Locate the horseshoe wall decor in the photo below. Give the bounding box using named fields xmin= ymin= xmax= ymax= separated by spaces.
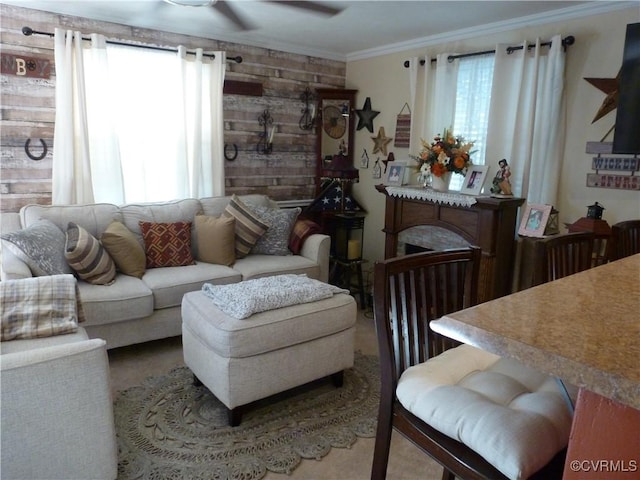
xmin=224 ymin=143 xmax=238 ymax=161
xmin=24 ymin=138 xmax=48 ymax=161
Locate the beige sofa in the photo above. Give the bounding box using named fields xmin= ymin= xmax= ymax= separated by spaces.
xmin=0 ymin=195 xmax=330 ymax=349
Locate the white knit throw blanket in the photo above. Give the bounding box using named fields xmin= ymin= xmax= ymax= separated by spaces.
xmin=202 ymin=274 xmax=349 ymax=319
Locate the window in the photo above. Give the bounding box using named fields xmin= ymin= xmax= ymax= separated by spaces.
xmin=82 ymin=42 xmax=222 ymax=203
xmin=449 ymin=54 xmax=494 ymax=190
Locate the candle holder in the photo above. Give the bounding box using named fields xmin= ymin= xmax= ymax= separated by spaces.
xmin=257 ymin=109 xmax=273 ymax=155
xmin=299 ymin=87 xmax=315 ymax=131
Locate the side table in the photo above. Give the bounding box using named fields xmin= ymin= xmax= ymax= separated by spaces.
xmin=330 ymin=258 xmax=368 ymax=308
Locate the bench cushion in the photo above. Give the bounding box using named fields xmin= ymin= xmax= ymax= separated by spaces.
xmin=182 ymin=290 xmax=356 ymax=358
xmin=396 ymin=344 xmax=575 ymax=480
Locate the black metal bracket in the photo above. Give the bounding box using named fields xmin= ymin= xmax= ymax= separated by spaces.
xmin=257 ymin=109 xmax=273 ymax=155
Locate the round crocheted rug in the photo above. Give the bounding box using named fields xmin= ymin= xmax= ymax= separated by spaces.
xmin=114 ymin=352 xmax=379 ymax=480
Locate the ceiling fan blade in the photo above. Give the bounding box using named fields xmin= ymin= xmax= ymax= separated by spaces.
xmin=266 ymin=1 xmax=343 ymax=16
xmin=213 ymin=1 xmax=254 ymax=30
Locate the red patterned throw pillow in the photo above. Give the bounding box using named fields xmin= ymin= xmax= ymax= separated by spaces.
xmin=139 ymin=221 xmax=195 ymax=268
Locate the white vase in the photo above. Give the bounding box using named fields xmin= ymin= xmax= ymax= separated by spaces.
xmin=430 ymin=172 xmax=450 ymax=191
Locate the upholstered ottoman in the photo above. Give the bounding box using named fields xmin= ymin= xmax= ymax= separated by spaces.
xmin=181 ymin=288 xmax=357 ymax=426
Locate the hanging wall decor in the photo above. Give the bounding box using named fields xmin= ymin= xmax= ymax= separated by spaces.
xmin=371 ymin=127 xmax=393 ymax=156
xmin=584 ymin=68 xmax=620 ymax=123
xmin=585 ymin=141 xmax=639 ymax=190
xmin=372 ymin=158 xmax=382 ymax=179
xmin=360 ymin=149 xmax=370 ymax=169
xmin=393 ymin=103 xmax=411 ymax=148
xmin=355 ymin=97 xmax=380 ymax=133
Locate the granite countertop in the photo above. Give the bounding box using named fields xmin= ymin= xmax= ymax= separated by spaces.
xmin=431 ymin=254 xmax=640 ymax=409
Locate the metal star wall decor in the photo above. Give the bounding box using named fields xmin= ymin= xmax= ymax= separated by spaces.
xmin=355 ymin=97 xmax=380 ymax=133
xmin=372 ymin=127 xmax=392 ymax=156
xmin=584 ymin=69 xmax=620 ymax=123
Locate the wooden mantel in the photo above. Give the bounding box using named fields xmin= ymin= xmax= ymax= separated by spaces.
xmin=376 ymin=185 xmax=525 ymax=301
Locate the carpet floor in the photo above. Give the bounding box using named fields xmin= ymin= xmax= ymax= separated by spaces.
xmin=108 ymin=307 xmax=443 ymax=480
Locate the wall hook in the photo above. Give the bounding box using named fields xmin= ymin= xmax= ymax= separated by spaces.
xmin=24 ymin=138 xmax=47 ymax=161
xmin=224 ymin=143 xmax=238 ymax=161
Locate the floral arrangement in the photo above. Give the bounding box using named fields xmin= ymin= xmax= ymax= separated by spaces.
xmin=410 ymin=128 xmax=475 ymax=177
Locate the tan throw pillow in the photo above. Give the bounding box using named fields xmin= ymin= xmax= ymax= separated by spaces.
xmin=139 ymin=221 xmax=196 ymax=268
xmin=222 ymin=195 xmax=270 ymax=259
xmin=65 ymin=222 xmax=116 ymax=285
xmin=194 ymin=215 xmax=236 ymax=266
xmin=100 ymin=221 xmax=146 ymax=278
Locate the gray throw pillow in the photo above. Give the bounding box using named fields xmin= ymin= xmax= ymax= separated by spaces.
xmin=1 ymin=219 xmax=72 ymax=276
xmin=251 ymin=206 xmax=301 ymax=256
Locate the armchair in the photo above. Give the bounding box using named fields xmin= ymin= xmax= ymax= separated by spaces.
xmin=1 ymin=275 xmax=117 ymax=480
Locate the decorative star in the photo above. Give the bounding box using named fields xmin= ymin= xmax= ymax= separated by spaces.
xmin=355 ymin=97 xmax=380 ymax=133
xmin=584 ymin=69 xmax=620 ymax=124
xmin=372 ymin=127 xmax=393 ymax=156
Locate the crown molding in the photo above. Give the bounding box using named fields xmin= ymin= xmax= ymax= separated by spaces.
xmin=345 ymin=1 xmax=638 ymax=62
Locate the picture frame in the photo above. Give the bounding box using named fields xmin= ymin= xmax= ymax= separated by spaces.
xmin=518 ymin=203 xmax=553 ymax=237
xmin=460 ymin=165 xmax=489 ymax=195
xmin=385 ymin=162 xmax=406 ymax=186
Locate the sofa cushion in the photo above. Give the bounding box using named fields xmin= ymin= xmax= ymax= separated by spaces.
xmin=233 ymin=254 xmax=321 ymax=281
xmin=77 ymin=274 xmax=153 ymax=326
xmin=119 ymin=198 xmax=201 ymax=253
xmin=396 ymin=345 xmax=575 ymax=480
xmin=223 ymin=195 xmax=269 ymax=259
xmin=289 ymin=218 xmax=322 ymax=255
xmin=20 ymin=203 xmax=121 ymax=238
xmin=194 ymin=215 xmax=236 ymax=266
xmin=251 ymin=206 xmax=301 ymax=256
xmin=1 ymin=219 xmax=72 ymax=276
xmin=142 ymin=262 xmax=242 ymax=309
xmin=65 ymin=222 xmax=116 ymax=285
xmin=0 ymin=274 xmax=81 ymax=341
xmin=199 ymin=194 xmax=275 ymax=217
xmin=182 ymin=290 xmax=356 ymax=358
xmin=140 ymin=221 xmax=196 ymax=268
xmin=100 ymin=221 xmax=146 ymax=278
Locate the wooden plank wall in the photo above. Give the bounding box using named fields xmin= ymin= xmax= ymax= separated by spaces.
xmin=0 ymin=4 xmax=346 ymax=213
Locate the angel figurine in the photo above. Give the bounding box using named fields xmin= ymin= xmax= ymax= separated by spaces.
xmin=490 ymin=159 xmax=512 ymax=195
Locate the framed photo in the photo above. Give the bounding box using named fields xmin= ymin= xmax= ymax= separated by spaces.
xmin=385 ymin=162 xmax=406 ymax=186
xmin=518 ymin=204 xmax=553 ymax=237
xmin=460 ymin=165 xmax=489 ymax=195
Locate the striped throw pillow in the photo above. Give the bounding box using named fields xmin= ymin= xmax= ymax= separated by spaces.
xmin=65 ymin=222 xmax=116 ymax=285
xmin=223 ymin=195 xmax=270 ymax=258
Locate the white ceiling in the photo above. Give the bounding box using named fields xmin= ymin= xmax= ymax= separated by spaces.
xmin=4 ymin=0 xmax=635 ymax=60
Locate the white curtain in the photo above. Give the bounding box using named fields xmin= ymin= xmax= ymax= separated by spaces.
xmin=54 ymin=33 xmax=226 ymax=204
xmin=429 ymin=53 xmax=460 ymax=139
xmin=176 ymin=47 xmax=226 ymax=198
xmin=486 ymin=36 xmax=566 ymax=205
xmin=83 ymin=34 xmax=124 ymax=204
xmin=52 ymin=28 xmax=94 ymax=204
